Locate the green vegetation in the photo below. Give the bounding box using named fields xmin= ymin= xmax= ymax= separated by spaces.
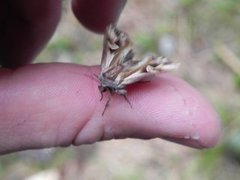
xmin=234 ymin=74 xmax=240 ymax=89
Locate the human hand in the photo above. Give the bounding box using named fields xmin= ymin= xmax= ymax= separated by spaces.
xmin=0 ymin=0 xmax=221 ymax=154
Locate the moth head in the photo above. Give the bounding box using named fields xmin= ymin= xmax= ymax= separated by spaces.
xmin=98 ymin=75 xmax=107 ymax=92
xmin=98 ymin=84 xmax=107 ymax=92
xmin=98 ymin=74 xmax=110 ymax=93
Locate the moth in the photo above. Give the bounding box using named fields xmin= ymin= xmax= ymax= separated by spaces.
xmin=98 ymin=25 xmax=179 ymax=115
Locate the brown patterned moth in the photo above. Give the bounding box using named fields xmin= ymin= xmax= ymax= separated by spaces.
xmin=98 ymin=25 xmax=179 ymax=115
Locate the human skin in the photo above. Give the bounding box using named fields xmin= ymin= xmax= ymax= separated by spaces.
xmin=0 ymin=0 xmax=221 ymax=154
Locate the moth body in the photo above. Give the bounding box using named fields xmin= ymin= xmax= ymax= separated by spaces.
xmin=99 ymin=25 xmax=179 ymax=115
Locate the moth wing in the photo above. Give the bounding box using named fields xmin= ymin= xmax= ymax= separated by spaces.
xmin=100 ymin=26 xmax=113 ymax=70
xmin=114 ymin=56 xmax=151 ymax=85
xmin=100 ymin=25 xmax=135 ymax=78
xmin=146 ymin=57 xmax=180 ymax=72
xmin=116 ymin=56 xmax=179 ymax=86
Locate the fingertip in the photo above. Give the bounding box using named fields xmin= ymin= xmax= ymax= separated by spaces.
xmin=88 ymin=73 xmax=222 ymax=149
xmin=157 ymin=74 xmax=222 ymax=148
xmin=0 ymin=0 xmax=61 ymax=69
xmin=72 ymin=0 xmax=127 ymax=33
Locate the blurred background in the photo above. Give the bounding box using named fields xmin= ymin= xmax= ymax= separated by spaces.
xmin=1 ymin=0 xmax=240 ymax=179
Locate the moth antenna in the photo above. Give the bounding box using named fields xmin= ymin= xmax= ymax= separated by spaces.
xmin=93 ymin=73 xmax=98 ymax=79
xmin=137 ymin=80 xmax=151 ymax=84
xmin=122 ymin=94 xmax=132 ymax=108
xmin=102 ymin=96 xmax=112 ymax=116
xmin=93 ymin=73 xmax=99 ymax=82
xmin=82 ymin=73 xmax=99 ymax=82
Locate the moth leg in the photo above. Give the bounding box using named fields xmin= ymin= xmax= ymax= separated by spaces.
xmin=102 ymin=96 xmax=112 ymax=116
xmin=138 ymin=80 xmax=151 ymax=84
xmin=98 ymin=86 xmax=106 ymax=101
xmin=100 ymin=91 xmax=104 ymax=101
xmin=123 ymin=94 xmax=132 ymax=108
